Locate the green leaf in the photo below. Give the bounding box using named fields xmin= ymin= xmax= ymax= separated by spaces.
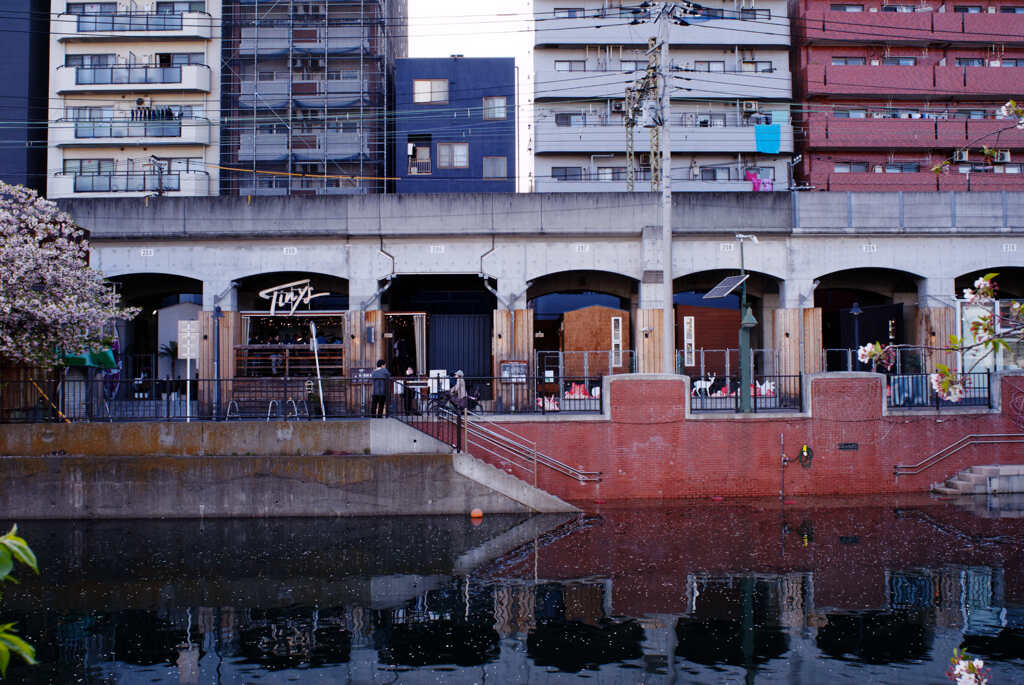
xmin=0 ymin=630 xmax=37 ymax=667
xmin=0 ymin=643 xmax=9 ymax=677
xmin=0 ymin=532 xmax=38 ymax=575
xmin=983 ymin=272 xmax=999 ymax=281
xmin=0 ymin=548 xmax=12 ymax=581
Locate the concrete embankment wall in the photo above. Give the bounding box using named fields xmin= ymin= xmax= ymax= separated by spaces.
xmin=476 ymin=372 xmax=1024 ymax=502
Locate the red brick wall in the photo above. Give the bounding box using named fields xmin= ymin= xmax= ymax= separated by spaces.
xmin=471 ymin=374 xmax=1022 ymax=502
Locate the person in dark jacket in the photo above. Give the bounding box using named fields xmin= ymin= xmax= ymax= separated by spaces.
xmin=370 ymin=359 xmax=390 ymax=418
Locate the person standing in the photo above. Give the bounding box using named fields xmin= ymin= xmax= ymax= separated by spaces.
xmin=370 ymin=359 xmax=391 ymax=418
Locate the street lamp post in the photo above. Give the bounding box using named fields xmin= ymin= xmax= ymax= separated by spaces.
xmin=736 ymin=234 xmax=758 ymax=413
xmin=850 ymin=301 xmax=862 ymax=370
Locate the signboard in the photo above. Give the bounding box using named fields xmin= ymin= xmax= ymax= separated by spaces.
xmin=350 ymin=367 xmax=373 ymax=384
xmin=683 ymin=316 xmax=695 ymax=367
xmin=258 ymin=279 xmax=329 ymax=316
xmin=500 ymin=360 xmax=528 ymax=384
xmin=177 ymin=320 xmax=200 ymax=360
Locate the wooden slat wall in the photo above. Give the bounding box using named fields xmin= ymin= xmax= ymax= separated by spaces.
xmin=916 ymin=305 xmax=957 ymax=369
xmin=804 ymin=308 xmax=823 ymax=374
xmin=513 ymin=309 xmax=534 ymax=369
xmin=635 ymin=308 xmax=664 ymax=374
xmin=198 ymin=310 xmax=240 ymax=380
xmin=773 ymin=308 xmax=801 ymax=375
xmin=492 ymin=310 xmax=512 ymax=377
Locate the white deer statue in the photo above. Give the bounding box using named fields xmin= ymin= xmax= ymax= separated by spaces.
xmin=692 ymin=372 xmax=716 ymax=398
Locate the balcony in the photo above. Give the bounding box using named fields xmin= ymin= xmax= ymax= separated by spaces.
xmin=238 ymin=26 xmax=370 ymax=54
xmin=807 ymin=63 xmax=1024 ymax=98
xmin=535 ymin=67 xmax=792 ymax=101
xmin=535 ymin=169 xmax=780 ymax=193
xmin=534 ymin=116 xmax=793 ymax=154
xmin=802 ymin=7 xmax=1024 ymax=44
xmin=51 ymin=118 xmax=212 ymax=147
xmin=54 ymin=64 xmax=211 ymax=94
xmin=237 ymin=132 xmax=368 ymax=162
xmin=55 ymin=12 xmax=213 ymax=42
xmin=807 ymin=113 xmax=1024 ymax=150
xmin=534 ymin=8 xmax=789 ymax=47
xmin=49 ymin=171 xmax=212 ymax=198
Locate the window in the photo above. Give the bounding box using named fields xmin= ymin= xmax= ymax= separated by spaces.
xmin=413 ymin=79 xmax=448 ymax=104
xmin=66 ymin=54 xmax=115 ymax=67
xmin=67 ymin=106 xmax=113 ymax=120
xmin=742 ymin=61 xmax=773 ymax=72
xmin=1001 ymin=59 xmax=1024 ymax=67
xmin=832 ymin=56 xmax=866 ymax=65
xmin=554 ymin=7 xmax=585 ymax=17
xmin=620 ymin=60 xmax=646 ymax=72
xmin=882 ymin=56 xmax=917 ymax=66
xmin=555 ymin=112 xmax=585 ymax=126
xmin=746 ymin=166 xmax=776 ymax=180
xmin=598 ymin=166 xmax=627 ymax=181
xmin=953 ymin=109 xmax=986 ymax=119
xmin=156 ymin=52 xmax=205 ymax=66
xmin=611 ymin=317 xmax=622 ymax=368
xmin=833 ymin=108 xmax=867 ymax=118
xmin=64 ymin=158 xmax=114 ymax=174
xmin=66 ymin=2 xmax=116 ymax=13
xmin=437 ymin=142 xmax=468 ymax=169
xmin=155 ymin=1 xmax=205 ymax=11
xmin=885 ymin=162 xmax=920 ymax=173
xmin=740 ymin=8 xmax=771 ymax=19
xmin=1000 ymin=163 xmax=1022 ymax=172
xmin=834 ymin=162 xmax=869 ymax=173
xmin=700 ymin=166 xmax=733 ymax=181
xmin=258 ymin=71 xmax=275 ymax=81
xmin=881 ymin=4 xmax=916 ymax=11
xmin=554 ymin=60 xmax=586 ymax=72
xmin=1000 ymin=5 xmax=1024 ymax=11
xmin=953 ymin=5 xmax=982 ymax=11
xmin=408 ymin=135 xmax=431 ymax=174
xmin=957 ymin=57 xmax=985 ymax=66
xmin=552 ymin=166 xmax=583 ymax=181
xmin=700 ymin=7 xmax=725 ymax=17
xmin=482 ymin=96 xmax=507 ymax=120
xmin=483 ymin=156 xmax=507 ymax=179
xmin=830 ymin=3 xmax=864 ymax=9
xmin=694 ymin=60 xmax=726 ymax=72
xmin=697 ymin=113 xmax=727 ymax=127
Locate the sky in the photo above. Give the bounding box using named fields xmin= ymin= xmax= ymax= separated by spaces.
xmin=407 ymin=0 xmax=532 ymax=59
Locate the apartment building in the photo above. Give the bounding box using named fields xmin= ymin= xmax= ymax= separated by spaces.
xmin=532 ymin=0 xmax=794 ymax=192
xmin=794 ymin=0 xmax=1024 ymax=191
xmin=220 ymin=0 xmax=407 ymax=196
xmin=47 ymin=0 xmax=221 ymax=198
xmin=394 ymin=57 xmax=516 ymax=193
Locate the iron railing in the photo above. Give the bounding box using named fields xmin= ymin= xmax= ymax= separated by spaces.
xmin=887 ymin=371 xmax=991 ymax=409
xmin=894 ymin=433 xmax=1024 ymax=478
xmin=689 ymin=374 xmax=803 ymax=413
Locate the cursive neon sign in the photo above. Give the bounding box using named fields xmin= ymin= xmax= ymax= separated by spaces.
xmin=258 ymin=279 xmax=329 ymax=316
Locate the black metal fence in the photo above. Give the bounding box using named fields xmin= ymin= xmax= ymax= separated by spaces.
xmin=0 ymin=375 xmax=605 ymax=423
xmin=689 ymin=374 xmax=803 ymax=413
xmin=886 ymin=371 xmax=991 ymax=409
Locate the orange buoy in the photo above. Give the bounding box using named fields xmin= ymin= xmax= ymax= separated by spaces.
xmin=470 ymin=508 xmax=484 ymax=519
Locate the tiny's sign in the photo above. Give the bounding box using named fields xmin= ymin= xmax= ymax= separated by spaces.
xmin=258 ymin=279 xmax=329 ymax=316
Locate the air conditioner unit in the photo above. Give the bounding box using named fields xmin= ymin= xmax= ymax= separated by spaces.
xmin=638 ymin=152 xmax=651 ymax=165
xmin=135 ymin=97 xmax=152 ymax=108
xmin=742 ymin=100 xmax=759 ymax=112
xmin=870 ymin=59 xmax=880 ymax=65
xmin=996 ymin=150 xmax=1011 ymax=162
xmin=611 ymin=101 xmax=624 ymax=113
xmin=953 ymin=149 xmax=968 ymax=162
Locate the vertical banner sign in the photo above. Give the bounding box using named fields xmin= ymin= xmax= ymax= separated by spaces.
xmin=683 ymin=316 xmax=696 ymax=367
xmin=177 ymin=320 xmax=200 ymax=422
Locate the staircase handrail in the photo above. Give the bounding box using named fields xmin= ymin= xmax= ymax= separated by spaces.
xmin=465 ymin=411 xmax=602 ymax=484
xmin=893 ymin=432 xmax=1024 ymax=477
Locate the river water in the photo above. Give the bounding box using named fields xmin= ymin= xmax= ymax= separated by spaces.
xmin=3 ymin=495 xmax=1023 ymax=684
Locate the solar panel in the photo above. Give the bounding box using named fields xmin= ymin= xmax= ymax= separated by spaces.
xmin=703 ymin=274 xmax=749 ymax=299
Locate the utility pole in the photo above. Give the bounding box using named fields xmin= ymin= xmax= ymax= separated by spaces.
xmin=657 ymin=7 xmax=673 ymax=375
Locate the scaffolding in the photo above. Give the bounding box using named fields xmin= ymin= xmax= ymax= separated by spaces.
xmin=220 ymin=0 xmax=406 ymax=196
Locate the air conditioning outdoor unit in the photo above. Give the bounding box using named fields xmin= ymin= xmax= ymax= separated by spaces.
xmin=953 ymin=149 xmax=969 ymax=162
xmin=638 ymin=152 xmax=651 ymax=165
xmin=611 ymin=101 xmax=624 ymax=112
xmin=996 ymin=150 xmax=1011 ymax=162
xmin=742 ymin=100 xmax=759 ymax=112
xmin=135 ymin=97 xmax=152 ymax=108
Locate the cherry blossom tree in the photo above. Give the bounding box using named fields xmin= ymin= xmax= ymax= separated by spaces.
xmin=0 ymin=181 xmax=136 ymax=368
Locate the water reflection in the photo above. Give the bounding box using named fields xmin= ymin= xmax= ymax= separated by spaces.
xmin=2 ymin=498 xmax=1023 ymax=683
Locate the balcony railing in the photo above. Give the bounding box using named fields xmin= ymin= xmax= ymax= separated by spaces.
xmin=73 ymin=171 xmax=182 ymax=193
xmin=75 ymin=65 xmax=183 ymax=85
xmin=74 ymin=120 xmax=182 ymax=138
xmin=75 ymin=13 xmax=184 ymax=32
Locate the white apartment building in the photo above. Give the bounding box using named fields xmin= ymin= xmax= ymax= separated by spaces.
xmin=47 ymin=0 xmax=221 ymax=198
xmin=532 ymin=0 xmax=794 ymax=192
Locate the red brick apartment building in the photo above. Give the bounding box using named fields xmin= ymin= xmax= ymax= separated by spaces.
xmin=793 ymin=0 xmax=1024 ymax=191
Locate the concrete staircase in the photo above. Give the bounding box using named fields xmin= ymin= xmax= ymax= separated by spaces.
xmin=932 ymin=464 xmax=1024 ymax=496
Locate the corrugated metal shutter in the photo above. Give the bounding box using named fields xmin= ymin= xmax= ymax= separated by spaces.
xmin=428 ymin=314 xmax=492 ymax=377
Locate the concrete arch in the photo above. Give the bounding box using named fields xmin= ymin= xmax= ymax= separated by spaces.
xmin=526 ymin=269 xmax=640 ymax=302
xmin=811 ymin=267 xmax=923 ymax=300
xmin=673 ymin=269 xmax=782 ymax=300
xmin=101 ymin=265 xmax=204 ymax=282
xmin=232 ymin=271 xmax=349 ymax=312
xmin=954 ymin=266 xmax=1024 ymax=299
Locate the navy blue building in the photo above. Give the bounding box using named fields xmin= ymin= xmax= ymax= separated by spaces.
xmin=0 ymin=0 xmax=49 ymax=193
xmin=395 ymin=57 xmax=515 ymax=193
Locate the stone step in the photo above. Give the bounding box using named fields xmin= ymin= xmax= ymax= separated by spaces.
xmin=969 ymin=465 xmax=1002 ymax=478
xmin=955 ymin=472 xmax=989 ymax=486
xmin=932 ymin=485 xmax=964 ymax=496
xmin=947 ymin=478 xmax=986 ymax=494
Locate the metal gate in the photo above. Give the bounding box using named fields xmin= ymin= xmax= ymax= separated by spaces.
xmin=427 ymin=314 xmax=492 ymax=377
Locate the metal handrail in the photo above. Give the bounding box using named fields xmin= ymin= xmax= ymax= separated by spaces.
xmin=893 ymin=433 xmax=1024 ymax=477
xmin=465 ymin=410 xmax=602 ymax=484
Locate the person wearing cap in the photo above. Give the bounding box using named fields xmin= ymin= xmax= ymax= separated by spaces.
xmin=451 ymin=370 xmax=477 ymax=411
